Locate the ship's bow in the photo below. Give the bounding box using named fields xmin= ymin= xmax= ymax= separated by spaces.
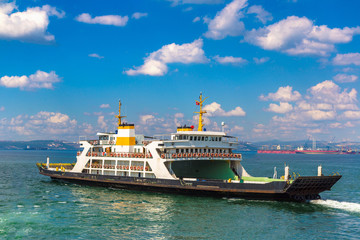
xmin=284 ymin=175 xmax=342 ymax=201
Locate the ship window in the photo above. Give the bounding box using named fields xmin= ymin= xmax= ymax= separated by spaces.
xmin=190 ymin=136 xmax=193 ymax=141
xmin=194 ymin=136 xmax=197 ymax=141
xmin=195 ymin=149 xmax=198 ymax=153
xmin=176 ymin=149 xmax=179 ymax=153
xmin=190 ymin=149 xmax=193 ymax=153
xmin=201 ymin=137 xmax=204 ymax=141
xmin=219 ymin=137 xmax=222 ymax=141
xmin=181 ymin=149 xmax=184 ymax=153
xmin=179 ymin=135 xmax=182 ymax=140
xmin=205 ymin=137 xmax=208 ymax=141
xmin=186 ymin=149 xmax=188 ymax=153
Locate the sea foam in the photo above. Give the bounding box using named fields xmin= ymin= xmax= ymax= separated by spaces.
xmin=311 ymin=199 xmax=360 ymax=213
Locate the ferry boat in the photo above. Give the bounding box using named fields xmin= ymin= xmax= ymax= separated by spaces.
xmin=37 ymin=94 xmax=341 ymax=202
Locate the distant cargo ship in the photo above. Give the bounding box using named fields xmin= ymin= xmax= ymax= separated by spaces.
xmin=258 ymin=149 xmax=357 ymax=155
xmin=295 ymin=150 xmax=339 ymax=154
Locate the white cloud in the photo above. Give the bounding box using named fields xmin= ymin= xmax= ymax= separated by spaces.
xmin=247 ymin=5 xmax=272 ymax=24
xmin=309 ymin=25 xmax=360 ymax=43
xmin=341 ymin=111 xmax=360 ymax=120
xmin=305 ymin=110 xmax=336 ymax=120
xmin=213 ymin=55 xmax=247 ymax=64
xmin=203 ymin=102 xmax=246 ymax=116
xmin=342 ymin=67 xmax=354 ymax=73
xmin=267 ymin=102 xmax=293 ymax=113
xmin=344 ymin=121 xmax=355 ymax=127
xmin=333 ymin=53 xmax=360 ymax=66
xmin=132 ymin=12 xmax=148 ymax=19
xmin=309 ymin=80 xmax=357 ymax=105
xmin=9 ymin=112 xmax=75 ymax=135
xmin=246 ymin=16 xmax=313 ymax=50
xmin=139 ymin=114 xmax=155 ymax=124
xmin=260 ymin=86 xmax=301 ymax=102
xmin=125 ymin=39 xmax=208 ymax=76
xmin=169 ymin=0 xmax=224 ymax=5
xmin=204 ymin=0 xmax=247 ymax=40
xmin=231 ymin=125 xmax=244 ymax=133
xmin=260 ymin=80 xmax=360 ymax=141
xmin=97 ymin=116 xmax=107 ymax=129
xmin=76 ymin=13 xmax=128 ymax=26
xmin=285 ymin=39 xmax=334 ymax=56
xmin=306 ymin=128 xmax=322 ymax=134
xmin=174 ymin=113 xmax=184 ymax=118
xmin=100 ymin=104 xmax=110 ymax=109
xmin=193 ymin=16 xmax=201 ymax=22
xmin=89 ymin=53 xmax=104 ymax=59
xmin=183 ymin=7 xmax=193 ymax=12
xmin=253 ymin=57 xmax=269 ymax=64
xmin=0 ymin=70 xmax=61 ymax=90
xmin=333 ymin=73 xmax=358 ymax=83
xmin=245 ymin=16 xmax=360 ymax=56
xmin=174 ymin=112 xmax=185 ymax=126
xmin=329 ymin=122 xmax=342 ymax=129
xmin=0 ymin=2 xmax=64 ymax=43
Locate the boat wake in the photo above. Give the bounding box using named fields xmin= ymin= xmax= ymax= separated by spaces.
xmin=310 ymin=199 xmax=360 ymax=214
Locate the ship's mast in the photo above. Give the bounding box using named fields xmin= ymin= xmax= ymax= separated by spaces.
xmin=194 ymin=92 xmax=208 ymax=131
xmin=115 ymin=100 xmax=126 ymax=127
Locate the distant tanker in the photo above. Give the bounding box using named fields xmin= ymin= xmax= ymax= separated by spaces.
xmin=257 ymin=149 xmax=357 ymax=154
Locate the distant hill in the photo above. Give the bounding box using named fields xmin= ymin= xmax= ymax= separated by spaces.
xmin=248 ymin=139 xmax=360 ymax=151
xmin=236 ymin=141 xmax=258 ymax=152
xmin=0 ymin=140 xmax=79 ymax=150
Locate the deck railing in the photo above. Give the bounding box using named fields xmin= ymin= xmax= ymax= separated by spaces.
xmin=160 ymin=153 xmax=242 ymax=159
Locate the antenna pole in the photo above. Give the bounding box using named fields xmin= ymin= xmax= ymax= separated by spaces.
xmin=115 ymin=100 xmax=126 ymax=127
xmin=194 ymin=92 xmax=208 ymax=131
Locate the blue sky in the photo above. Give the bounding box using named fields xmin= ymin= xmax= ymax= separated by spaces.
xmin=1 ymin=0 xmax=360 ymax=142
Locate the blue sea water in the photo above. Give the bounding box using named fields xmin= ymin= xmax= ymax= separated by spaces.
xmin=0 ymin=150 xmax=360 ymax=239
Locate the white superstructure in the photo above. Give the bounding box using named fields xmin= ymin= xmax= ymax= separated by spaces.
xmin=68 ymin=95 xmax=250 ymax=181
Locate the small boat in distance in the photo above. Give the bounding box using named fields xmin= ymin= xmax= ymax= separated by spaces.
xmin=37 ymin=94 xmax=341 ymax=202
